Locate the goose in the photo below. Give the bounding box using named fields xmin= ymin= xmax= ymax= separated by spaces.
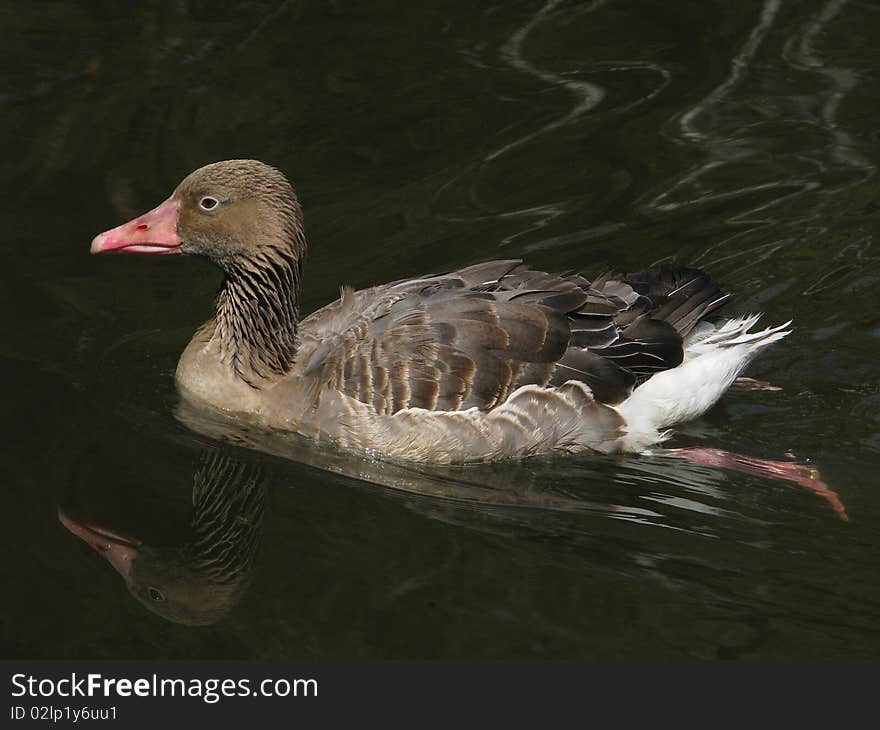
xmin=90 ymin=159 xmax=792 ymax=465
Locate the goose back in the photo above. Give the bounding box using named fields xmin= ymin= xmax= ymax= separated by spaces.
xmin=294 ymin=260 xmax=729 ymax=413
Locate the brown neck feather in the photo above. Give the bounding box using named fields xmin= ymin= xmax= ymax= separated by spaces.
xmin=214 ymin=234 xmax=304 ymax=387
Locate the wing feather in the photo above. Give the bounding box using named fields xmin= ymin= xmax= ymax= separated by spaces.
xmin=295 ymin=260 xmax=730 ymax=412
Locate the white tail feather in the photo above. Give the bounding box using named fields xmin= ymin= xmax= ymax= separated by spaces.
xmin=616 ymin=315 xmax=792 ymax=451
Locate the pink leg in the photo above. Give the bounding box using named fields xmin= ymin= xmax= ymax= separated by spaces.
xmin=731 ymin=377 xmax=782 ymax=392
xmin=666 ymin=447 xmax=847 ymax=521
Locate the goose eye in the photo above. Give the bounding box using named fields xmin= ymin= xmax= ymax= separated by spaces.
xmin=148 ymin=587 xmax=166 ymax=602
xmin=199 ymin=196 xmax=219 ymax=211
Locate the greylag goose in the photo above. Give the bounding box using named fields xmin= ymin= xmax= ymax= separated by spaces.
xmin=90 ymin=160 xmax=791 ymax=464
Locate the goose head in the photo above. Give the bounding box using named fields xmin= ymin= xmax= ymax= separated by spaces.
xmin=90 ymin=160 xmax=306 ymax=381
xmin=90 ymin=159 xmax=305 ymax=271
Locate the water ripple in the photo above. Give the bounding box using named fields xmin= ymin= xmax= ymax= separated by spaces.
xmin=487 ymin=0 xmax=608 ymax=161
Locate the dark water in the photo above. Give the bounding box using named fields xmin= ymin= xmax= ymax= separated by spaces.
xmin=2 ymin=0 xmax=879 ymax=658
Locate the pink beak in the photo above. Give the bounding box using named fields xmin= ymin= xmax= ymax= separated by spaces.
xmin=58 ymin=508 xmax=141 ymax=581
xmin=90 ymin=197 xmax=182 ymax=255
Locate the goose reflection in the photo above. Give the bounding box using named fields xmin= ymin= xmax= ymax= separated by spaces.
xmin=175 ymin=397 xmax=845 ymax=528
xmin=59 ymin=451 xmax=265 ymax=626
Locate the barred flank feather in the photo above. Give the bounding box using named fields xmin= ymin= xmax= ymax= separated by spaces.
xmin=295 ymin=260 xmax=730 ymax=411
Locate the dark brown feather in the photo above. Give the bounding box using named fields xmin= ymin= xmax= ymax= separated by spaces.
xmin=296 ymin=260 xmax=730 ymax=412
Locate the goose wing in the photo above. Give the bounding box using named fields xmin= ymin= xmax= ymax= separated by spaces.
xmin=295 ymin=260 xmax=728 ymax=413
